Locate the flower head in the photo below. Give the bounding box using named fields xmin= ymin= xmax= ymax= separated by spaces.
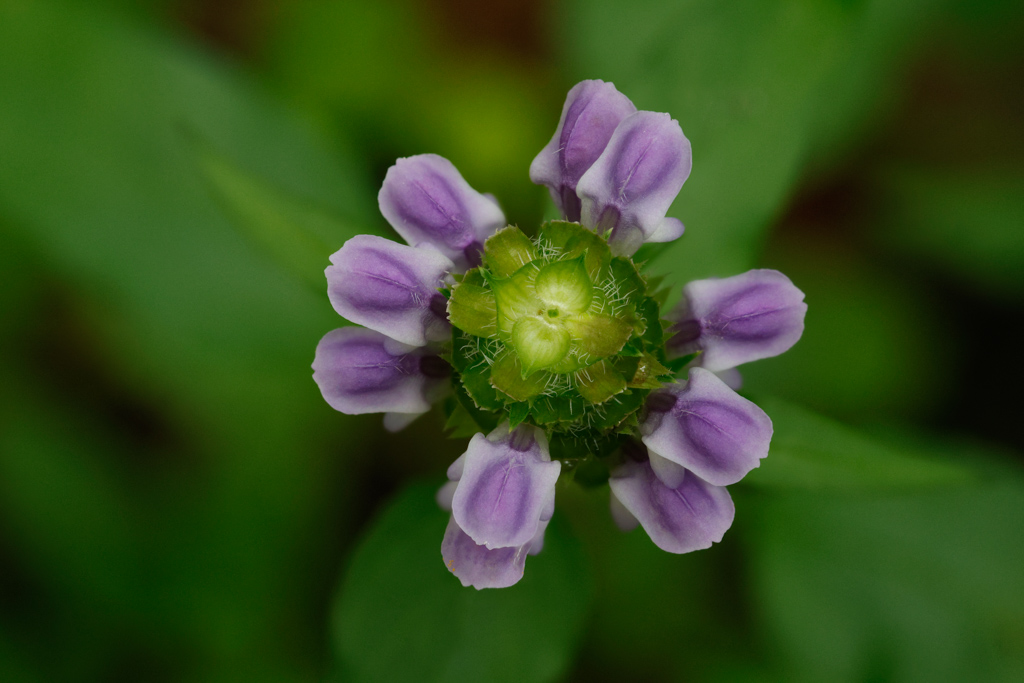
xmin=313 ymin=80 xmax=807 ymax=589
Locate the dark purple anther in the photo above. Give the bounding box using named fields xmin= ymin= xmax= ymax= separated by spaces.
xmin=463 ymin=241 xmax=485 ymax=269
xmin=645 ymin=390 xmax=677 ymax=413
xmin=419 ymin=355 xmax=452 ymax=379
xmin=619 ymin=438 xmax=650 ymax=463
xmin=429 ymin=292 xmax=449 ymax=320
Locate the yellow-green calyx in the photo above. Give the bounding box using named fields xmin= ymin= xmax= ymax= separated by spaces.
xmin=445 ymin=221 xmax=677 ymax=440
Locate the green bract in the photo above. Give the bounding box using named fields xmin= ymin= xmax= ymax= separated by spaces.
xmin=445 ymin=222 xmax=677 ymax=448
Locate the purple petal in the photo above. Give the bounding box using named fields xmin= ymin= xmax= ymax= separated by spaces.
xmin=378 ymin=154 xmax=505 ymax=271
xmin=641 ymin=368 xmax=772 ymax=487
xmin=447 ymin=453 xmax=466 ymax=481
xmin=451 ymin=425 xmax=561 ymax=549
xmin=648 ymin=450 xmax=687 ymax=489
xmin=312 ymin=327 xmax=440 ymax=416
xmin=441 ymin=516 xmax=528 ymax=589
xmin=677 ymin=357 xmax=744 ymax=390
xmin=326 ymin=235 xmax=453 ymax=347
xmin=609 ymin=491 xmax=640 ymax=532
xmin=576 ymin=111 xmax=692 ymax=255
xmin=528 ymin=519 xmax=549 ymax=556
xmin=647 ymin=217 xmax=685 ymax=243
xmin=715 ymin=368 xmax=743 ymax=390
xmin=609 ymin=459 xmax=735 ymax=554
xmin=383 ymin=412 xmax=423 ymax=432
xmin=436 ymin=481 xmax=458 ymax=512
xmin=529 ymin=80 xmax=636 ymax=221
xmin=667 ymin=269 xmax=807 ymax=372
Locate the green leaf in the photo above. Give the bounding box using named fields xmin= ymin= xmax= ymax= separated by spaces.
xmin=549 ymin=432 xmax=623 ymax=463
xmin=484 ymin=226 xmax=537 ymax=278
xmin=333 ymin=484 xmax=593 ymax=683
xmin=490 ymin=262 xmax=542 ymax=341
xmin=508 ymin=401 xmax=530 ymax=429
xmin=563 ymin=314 xmax=633 ymax=359
xmin=451 ymin=332 xmax=504 ymax=412
xmin=587 ymin=389 xmax=648 ymax=431
xmin=617 ymin=337 xmax=644 ymax=357
xmin=490 ymin=351 xmax=549 ymax=402
xmin=534 ymin=256 xmax=593 ymax=314
xmin=637 ymin=297 xmax=663 ymax=348
xmin=547 ymin=347 xmax=594 ymax=375
xmin=451 ymin=380 xmax=500 ymax=434
xmin=664 ymin=352 xmax=699 ymax=374
xmin=527 ymin=394 xmax=588 ymax=426
xmin=626 ymin=353 xmax=669 ymax=389
xmin=194 ymin=139 xmax=356 ymax=290
xmin=512 ymin=317 xmax=571 ymax=375
xmin=448 ymin=282 xmax=498 ymax=338
xmin=575 ymin=360 xmax=627 ymax=404
xmin=876 ymin=166 xmax=1024 ymax=298
xmin=744 ymin=466 xmax=1024 ymax=682
xmin=539 ymin=220 xmax=611 ymax=280
xmin=608 ymin=257 xmax=645 ymax=308
xmin=743 ymin=396 xmax=977 ymax=490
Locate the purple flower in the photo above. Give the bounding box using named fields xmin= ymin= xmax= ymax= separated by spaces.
xmin=609 ymin=456 xmax=735 ymax=555
xmin=379 ymin=154 xmax=505 ymax=271
xmin=327 ymin=235 xmax=454 ymax=347
xmin=438 ymin=423 xmax=557 ymax=589
xmin=531 ymin=83 xmax=691 ymax=256
xmin=530 ymin=80 xmax=637 ymax=222
xmin=311 ymin=80 xmax=807 ymax=587
xmin=313 ymin=153 xmax=502 ymax=430
xmin=312 ymin=327 xmax=449 ymax=428
xmin=666 ymin=269 xmax=807 ymax=374
xmin=452 ymin=424 xmax=559 ymax=549
xmin=577 ymin=111 xmax=691 ymax=255
xmin=436 ymin=421 xmax=557 ymax=589
xmin=611 ymin=270 xmax=806 ymax=552
xmin=610 ymin=367 xmax=771 ymax=553
xmin=641 ymin=368 xmax=772 ymax=486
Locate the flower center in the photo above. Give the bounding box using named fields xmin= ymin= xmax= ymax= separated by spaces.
xmin=445 ymin=221 xmax=674 ymax=435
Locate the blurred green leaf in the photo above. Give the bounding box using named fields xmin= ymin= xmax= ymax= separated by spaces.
xmin=333 ymin=483 xmax=593 ymax=683
xmin=563 ymin=0 xmax=946 ymax=286
xmin=0 ymin=1 xmax=374 ymax=678
xmin=194 ymin=138 xmax=365 ymax=289
xmin=0 ymin=0 xmax=373 ymax=420
xmin=745 ymin=467 xmax=1024 ymax=682
xmin=0 ymin=401 xmax=138 ymax=609
xmin=743 ymin=396 xmax=976 ymax=490
xmin=557 ymin=485 xmax=760 ymax=682
xmin=876 ymin=166 xmax=1024 ymax=298
xmin=268 ymin=0 xmax=551 ymax=228
xmin=741 ymin=242 xmax=949 ymax=421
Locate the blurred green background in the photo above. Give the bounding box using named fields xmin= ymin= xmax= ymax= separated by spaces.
xmin=1 ymin=0 xmax=1022 ymax=681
